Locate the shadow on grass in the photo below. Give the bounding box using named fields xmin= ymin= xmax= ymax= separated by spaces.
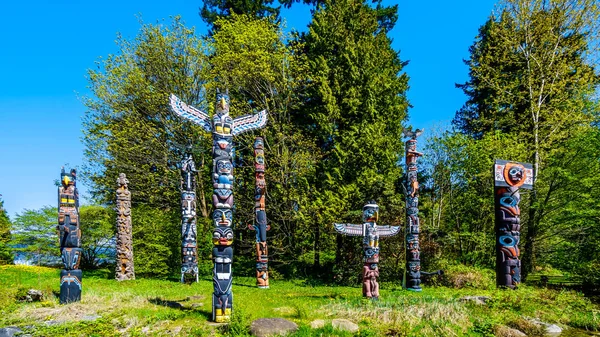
xmin=148 ymin=297 xmax=212 ymax=320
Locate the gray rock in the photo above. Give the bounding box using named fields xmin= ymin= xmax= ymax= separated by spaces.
xmin=27 ymin=289 xmax=43 ymax=302
xmin=459 ymin=296 xmax=491 ymax=305
xmin=310 ymin=319 xmax=326 ymax=329
xmin=82 ymin=315 xmax=101 ymax=321
xmin=332 ymin=319 xmax=359 ymax=333
xmin=191 ymin=303 xmax=203 ymax=308
xmin=250 ymin=318 xmax=298 ymax=337
xmin=0 ymin=327 xmax=22 ymax=337
xmin=526 ymin=318 xmax=562 ymax=336
xmin=494 ymin=325 xmax=527 ymax=337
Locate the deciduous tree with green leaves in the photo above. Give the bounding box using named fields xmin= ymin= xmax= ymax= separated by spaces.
xmin=454 ymin=0 xmax=600 ymax=279
xmin=11 ymin=206 xmax=58 ymax=266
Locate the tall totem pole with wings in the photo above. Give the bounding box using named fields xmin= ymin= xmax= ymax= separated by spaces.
xmin=334 ymin=201 xmax=400 ymax=299
xmin=169 ymin=90 xmax=267 ymax=323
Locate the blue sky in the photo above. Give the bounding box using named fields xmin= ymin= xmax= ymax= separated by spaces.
xmin=0 ymin=0 xmax=496 ymax=218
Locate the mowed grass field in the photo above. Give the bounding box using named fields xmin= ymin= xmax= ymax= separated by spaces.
xmin=0 ymin=265 xmax=599 ymax=336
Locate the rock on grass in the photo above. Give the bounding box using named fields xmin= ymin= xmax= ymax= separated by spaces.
xmin=250 ymin=318 xmax=298 ymax=337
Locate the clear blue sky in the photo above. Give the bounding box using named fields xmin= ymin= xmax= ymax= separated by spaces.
xmin=0 ymin=0 xmax=496 ymax=218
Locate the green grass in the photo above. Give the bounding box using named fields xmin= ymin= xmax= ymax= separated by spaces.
xmin=1 ymin=265 xmax=599 ymax=336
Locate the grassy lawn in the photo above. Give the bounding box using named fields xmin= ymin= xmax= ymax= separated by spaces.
xmin=0 ymin=265 xmax=599 ymax=336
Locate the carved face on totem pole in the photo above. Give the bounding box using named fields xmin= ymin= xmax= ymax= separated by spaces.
xmin=61 ymin=168 xmax=76 ymax=189
xmin=213 ymin=91 xmax=233 ymax=136
xmin=213 ymin=209 xmax=233 ymax=228
xmin=362 ymin=202 xmax=379 ymax=222
xmin=213 ymin=227 xmax=234 ymax=246
xmin=215 ymin=90 xmax=230 ymax=116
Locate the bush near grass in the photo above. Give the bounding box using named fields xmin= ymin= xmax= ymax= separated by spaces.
xmin=439 ymin=263 xmax=495 ymax=289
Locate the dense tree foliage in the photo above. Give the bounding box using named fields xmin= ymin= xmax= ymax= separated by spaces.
xmin=448 ymin=0 xmax=600 ymax=281
xmin=11 ymin=206 xmax=59 ymax=266
xmin=74 ymin=0 xmax=600 ymax=291
xmin=200 ymin=0 xmax=280 ymax=29
xmin=79 ymin=205 xmax=115 ymax=269
xmin=0 ymin=198 xmax=13 ymax=265
xmin=294 ymin=0 xmax=409 ymax=281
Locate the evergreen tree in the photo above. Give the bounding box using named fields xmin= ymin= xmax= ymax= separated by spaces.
xmin=0 ymin=197 xmax=13 ymax=265
xmin=295 ymin=0 xmax=409 ymax=280
xmin=200 ymin=0 xmax=280 ymax=29
xmin=11 ymin=206 xmax=58 ymax=266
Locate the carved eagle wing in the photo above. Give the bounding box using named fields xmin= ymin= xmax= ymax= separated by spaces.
xmin=169 ymin=94 xmax=212 ymax=132
xmin=232 ymin=110 xmax=268 ymax=136
xmin=377 ymin=225 xmax=401 ymax=237
xmin=333 ymin=223 xmax=364 ymax=236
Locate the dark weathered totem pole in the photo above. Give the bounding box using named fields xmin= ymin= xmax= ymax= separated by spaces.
xmin=334 ymin=202 xmax=400 ymax=299
xmin=57 ymin=167 xmax=82 ymax=303
xmin=115 ymin=173 xmax=135 ymax=281
xmin=251 ymin=137 xmax=269 ymax=288
xmin=493 ymin=160 xmax=533 ymax=289
xmin=403 ymin=127 xmax=424 ymax=292
xmin=169 ymin=90 xmax=267 ymax=323
xmin=180 ymin=149 xmax=199 ymax=283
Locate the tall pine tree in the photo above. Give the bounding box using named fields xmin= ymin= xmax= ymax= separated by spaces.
xmin=295 ymin=0 xmax=409 ymax=280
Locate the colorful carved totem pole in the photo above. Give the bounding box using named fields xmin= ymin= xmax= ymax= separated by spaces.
xmin=115 ymin=173 xmax=135 ymax=281
xmin=334 ymin=202 xmax=400 ymax=299
xmin=180 ymin=149 xmax=199 ymax=283
xmin=57 ymin=167 xmax=82 ymax=303
xmin=493 ymin=160 xmax=533 ymax=289
xmin=403 ymin=127 xmax=423 ymax=292
xmin=169 ymin=90 xmax=267 ymax=323
xmin=250 ymin=137 xmax=269 ymax=288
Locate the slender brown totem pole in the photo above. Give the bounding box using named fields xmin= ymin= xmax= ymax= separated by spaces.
xmin=493 ymin=160 xmax=533 ymax=289
xmin=115 ymin=173 xmax=135 ymax=281
xmin=57 ymin=167 xmax=82 ymax=303
xmin=180 ymin=149 xmax=199 ymax=283
xmin=250 ymin=137 xmax=269 ymax=288
xmin=334 ymin=202 xmax=400 ymax=299
xmin=403 ymin=127 xmax=424 ymax=292
xmin=169 ymin=90 xmax=267 ymax=323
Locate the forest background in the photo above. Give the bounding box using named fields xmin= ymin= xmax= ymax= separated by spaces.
xmin=1 ymin=0 xmax=599 ymax=291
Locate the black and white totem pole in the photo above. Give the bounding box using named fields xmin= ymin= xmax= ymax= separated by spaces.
xmin=180 ymin=148 xmax=199 ymax=283
xmin=493 ymin=160 xmax=533 ymax=289
xmin=169 ymin=90 xmax=267 ymax=323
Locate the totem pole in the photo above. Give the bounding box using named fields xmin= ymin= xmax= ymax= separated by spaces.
xmin=334 ymin=201 xmax=400 ymax=299
xmin=250 ymin=137 xmax=269 ymax=288
xmin=403 ymin=127 xmax=423 ymax=292
xmin=180 ymin=149 xmax=199 ymax=283
xmin=169 ymin=90 xmax=267 ymax=323
xmin=57 ymin=167 xmax=82 ymax=303
xmin=115 ymin=173 xmax=135 ymax=281
xmin=493 ymin=160 xmax=533 ymax=289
